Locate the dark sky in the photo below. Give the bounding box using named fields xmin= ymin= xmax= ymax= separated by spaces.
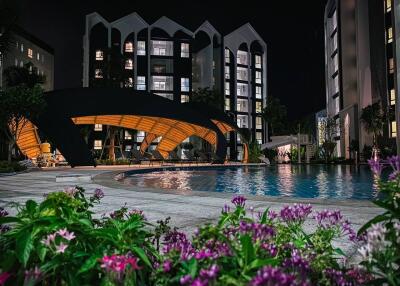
xmin=18 ymin=0 xmax=327 ymax=120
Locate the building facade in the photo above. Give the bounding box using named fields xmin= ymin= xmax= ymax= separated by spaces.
xmin=82 ymin=12 xmax=267 ymax=160
xmin=324 ymin=0 xmax=399 ymax=159
xmin=0 ymin=27 xmax=54 ymax=160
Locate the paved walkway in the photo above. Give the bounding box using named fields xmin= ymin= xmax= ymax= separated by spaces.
xmin=0 ymin=166 xmax=383 ymax=258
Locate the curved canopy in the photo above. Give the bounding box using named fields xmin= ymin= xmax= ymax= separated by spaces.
xmin=17 ymin=88 xmax=239 ymax=166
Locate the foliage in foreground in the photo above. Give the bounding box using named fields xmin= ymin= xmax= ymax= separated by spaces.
xmin=0 ymin=161 xmax=27 ymax=173
xmin=1 ymin=159 xmax=400 ymax=286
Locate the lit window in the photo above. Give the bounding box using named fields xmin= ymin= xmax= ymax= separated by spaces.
xmin=94 ymin=124 xmax=103 ymax=131
xmin=391 ymin=121 xmax=397 ymax=137
xmin=225 ymin=98 xmax=230 ymax=111
xmin=95 ymin=50 xmax=103 ymax=61
xmin=225 ymin=82 xmax=230 ymax=95
xmin=20 ymin=44 xmax=24 ymax=52
xmin=237 ymin=67 xmax=248 ymax=81
xmin=137 ymin=131 xmax=145 ymax=142
xmin=181 ymin=43 xmax=189 ymax=58
xmin=20 ymin=60 xmax=23 ymax=67
xmin=255 ymin=55 xmax=262 ymax=69
xmin=94 ymin=140 xmax=102 ymax=150
xmin=237 ymin=83 xmax=248 ymax=97
xmin=125 ymin=145 xmax=132 ymax=152
xmin=151 ymin=40 xmax=173 ymax=56
xmin=256 ymin=101 xmax=262 ymax=113
xmin=181 ymin=77 xmax=189 ymax=92
xmin=237 ymin=115 xmax=249 ymax=128
xmin=152 ymin=76 xmax=173 ymax=91
xmin=225 ymin=48 xmax=230 ymax=63
xmin=181 ymin=94 xmax=190 ymax=103
xmin=37 ymin=69 xmax=40 ymax=75
xmin=225 ymin=66 xmax=230 ymax=79
xmin=255 ymin=71 xmax=262 ymax=84
xmin=15 ymin=58 xmax=18 ymax=66
xmin=390 ymin=89 xmax=396 ymax=105
xmin=137 ymin=41 xmax=146 ymax=55
xmin=125 ymin=42 xmax=134 ymax=53
xmin=237 ymin=99 xmax=248 ymax=112
xmin=125 ymin=131 xmax=132 ymax=140
xmin=237 ymin=50 xmax=248 ymax=65
xmin=125 ymin=59 xmax=133 ymax=70
xmin=37 ymin=53 xmax=40 ymax=61
xmin=387 ymin=0 xmax=392 ymax=12
xmin=256 ymin=132 xmax=262 ymax=144
xmin=155 ymin=93 xmax=173 ymax=100
xmin=28 ymin=48 xmax=33 ymax=58
xmin=256 ymin=86 xmax=262 ymax=99
xmin=95 ymin=69 xmax=103 ymax=78
xmin=388 ymin=27 xmax=393 ymax=43
xmin=125 ymin=77 xmax=134 ymax=88
xmin=256 ymin=117 xmax=262 ymax=129
xmin=389 ymin=58 xmax=395 ymax=73
xmin=137 ymin=76 xmax=146 ymax=90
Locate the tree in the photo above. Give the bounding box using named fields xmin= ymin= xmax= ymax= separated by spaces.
xmin=3 ymin=63 xmax=45 ymax=88
xmin=191 ymin=87 xmax=224 ymax=111
xmin=319 ymin=117 xmax=338 ymax=163
xmin=360 ymin=102 xmax=385 ymax=146
xmin=0 ymin=0 xmax=19 ymax=55
xmin=0 ymin=85 xmax=45 ymax=162
xmin=262 ymin=96 xmax=287 ymax=136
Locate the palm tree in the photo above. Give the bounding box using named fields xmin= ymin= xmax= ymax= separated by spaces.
xmin=262 ymin=96 xmax=287 ymax=136
xmin=360 ymin=102 xmax=385 ymax=147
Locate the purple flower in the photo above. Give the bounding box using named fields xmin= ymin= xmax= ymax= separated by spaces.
xmin=239 ymin=221 xmax=275 ymax=241
xmin=180 ymin=274 xmax=192 ymax=285
xmin=162 ymin=260 xmax=172 ymax=273
xmin=57 ymin=228 xmax=76 ymax=241
xmin=190 ymin=278 xmax=207 ymax=286
xmin=314 ymin=210 xmax=343 ymax=229
xmin=63 ymin=186 xmax=78 ymax=197
xmin=41 ymin=233 xmax=56 ymax=246
xmin=93 ymin=188 xmax=104 ymax=200
xmin=250 ymin=266 xmax=297 ymax=286
xmin=282 ymin=249 xmax=310 ymax=274
xmin=163 ymin=231 xmax=195 ymax=260
xmin=368 ymin=158 xmax=384 ymax=177
xmin=222 ymin=204 xmax=231 ymax=213
xmin=24 ymin=266 xmax=42 ymax=283
xmin=55 ymin=243 xmax=68 ymax=253
xmin=231 ymin=195 xmax=246 ymax=208
xmin=0 ymin=207 xmax=10 ymax=233
xmin=261 ymin=243 xmax=278 ymax=257
xmin=280 ymin=204 xmax=312 ymax=224
xmin=199 ymin=264 xmax=219 ymax=279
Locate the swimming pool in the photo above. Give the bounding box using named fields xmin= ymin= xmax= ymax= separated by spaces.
xmin=121 ymin=165 xmax=378 ymax=200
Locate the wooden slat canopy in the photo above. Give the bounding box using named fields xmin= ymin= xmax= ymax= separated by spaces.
xmin=15 ymin=120 xmax=42 ymax=159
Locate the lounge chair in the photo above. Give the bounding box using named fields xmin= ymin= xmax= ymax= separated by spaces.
xmin=258 ymin=155 xmax=271 ymax=165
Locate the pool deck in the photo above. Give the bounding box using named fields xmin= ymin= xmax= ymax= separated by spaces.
xmin=0 ymin=164 xmax=383 ymax=259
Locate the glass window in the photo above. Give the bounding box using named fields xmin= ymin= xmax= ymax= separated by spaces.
xmin=95 ymin=50 xmax=103 ymax=61
xmin=256 ymin=101 xmax=262 ymax=113
xmin=237 ymin=99 xmax=248 ymax=112
xmin=256 ymin=117 xmax=262 ymax=129
xmin=137 ymin=76 xmax=146 ymax=90
xmin=225 ymin=98 xmax=230 ymax=111
xmin=94 ymin=140 xmax=102 ymax=150
xmin=255 ymin=55 xmax=262 ymax=69
xmin=237 ymin=67 xmax=248 ymax=81
xmin=151 ymin=40 xmax=173 ymax=56
xmin=125 ymin=77 xmax=134 ymax=88
xmin=94 ymin=124 xmax=103 ymax=131
xmin=137 ymin=41 xmax=146 ymax=55
xmin=95 ymin=69 xmax=103 ymax=78
xmin=137 ymin=131 xmax=145 ymax=142
xmin=387 ymin=0 xmax=392 ymax=12
xmin=225 ymin=66 xmax=230 ymax=79
xmin=28 ymin=48 xmax=33 ymax=58
xmin=237 ymin=50 xmax=248 ymax=65
xmin=20 ymin=43 xmax=24 ymax=52
xmin=256 ymin=86 xmax=262 ymax=99
xmin=125 ymin=131 xmax=132 ymax=140
xmin=390 ymin=89 xmax=396 ymax=105
xmin=155 ymin=93 xmax=174 ymax=100
xmin=125 ymin=59 xmax=133 ymax=70
xmin=255 ymin=71 xmax=262 ymax=84
xmin=37 ymin=52 xmax=40 ymax=61
xmin=125 ymin=42 xmax=134 ymax=53
xmin=237 ymin=115 xmax=249 ymax=128
xmin=391 ymin=121 xmax=397 ymax=137
xmin=181 ymin=43 xmax=189 ymax=58
xmin=225 ymin=82 xmax=230 ymax=95
xmin=181 ymin=77 xmax=189 ymax=92
xmin=389 ymin=58 xmax=395 ymax=73
xmin=388 ymin=27 xmax=393 ymax=43
xmin=181 ymin=94 xmax=190 ymax=103
xmin=225 ymin=48 xmax=230 ymax=63
xmin=237 ymin=83 xmax=248 ymax=97
xmin=14 ymin=58 xmax=18 ymax=66
xmin=125 ymin=145 xmax=132 ymax=152
xmin=256 ymin=132 xmax=262 ymax=144
xmin=152 ymin=76 xmax=173 ymax=91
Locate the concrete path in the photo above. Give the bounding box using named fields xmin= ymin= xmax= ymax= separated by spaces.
xmin=0 ymin=166 xmax=383 ymax=258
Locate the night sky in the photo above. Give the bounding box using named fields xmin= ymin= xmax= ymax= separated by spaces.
xmin=18 ymin=0 xmax=327 ymax=120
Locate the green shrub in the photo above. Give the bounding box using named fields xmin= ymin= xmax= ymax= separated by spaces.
xmin=0 ymin=161 xmax=27 ymax=173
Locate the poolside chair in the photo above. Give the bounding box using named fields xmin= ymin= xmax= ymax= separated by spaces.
xmin=258 ymin=155 xmax=271 ymax=165
xmin=129 ymin=150 xmax=150 ymax=166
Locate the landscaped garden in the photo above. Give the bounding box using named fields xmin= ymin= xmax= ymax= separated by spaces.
xmin=0 ymin=158 xmax=399 ymax=285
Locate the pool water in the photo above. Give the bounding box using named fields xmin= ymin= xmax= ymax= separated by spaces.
xmin=122 ymin=165 xmax=378 ymax=200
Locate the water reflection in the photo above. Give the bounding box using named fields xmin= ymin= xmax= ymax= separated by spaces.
xmin=123 ymin=165 xmax=376 ymax=200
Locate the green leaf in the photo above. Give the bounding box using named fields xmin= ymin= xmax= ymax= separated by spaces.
xmin=0 ymin=216 xmax=22 ymax=224
xmin=16 ymin=229 xmax=33 ymax=267
xmin=240 ymin=234 xmax=255 ymax=266
xmin=37 ymin=245 xmax=47 ymax=262
xmin=188 ymin=258 xmax=198 ymax=278
xmin=78 ymin=218 xmax=93 ymax=228
xmin=78 ymin=254 xmax=101 ymax=274
xmin=334 ymin=248 xmax=345 ymax=256
xmin=132 ymin=246 xmax=152 ymax=268
xmin=249 ymin=258 xmax=278 ymax=270
xmin=294 ymin=238 xmax=305 ymax=249
xmin=25 ymin=200 xmax=37 ymax=215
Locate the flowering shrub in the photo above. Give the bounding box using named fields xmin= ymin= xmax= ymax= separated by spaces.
xmin=153 ymin=196 xmax=365 ymax=285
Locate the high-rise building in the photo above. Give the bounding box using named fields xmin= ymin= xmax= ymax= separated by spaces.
xmin=324 ymin=0 xmax=398 ymax=158
xmin=82 ymin=12 xmax=267 ymax=160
